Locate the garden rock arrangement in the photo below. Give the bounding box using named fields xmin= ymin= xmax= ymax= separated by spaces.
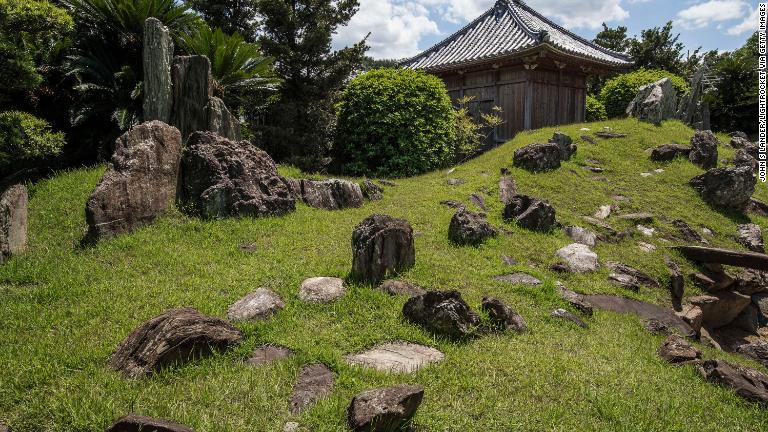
xmin=689 ymin=166 xmax=756 ymax=210
xmin=290 ymin=363 xmax=335 ymax=413
xmin=0 ymin=184 xmax=27 ymax=262
xmin=85 ymin=121 xmax=182 ymax=243
xmin=626 ymin=77 xmax=677 ymax=125
xmin=347 ymin=384 xmax=424 ymax=432
xmin=502 ymin=195 xmax=557 ymax=231
xmin=345 ymin=342 xmax=444 ymax=373
xmin=513 ymin=143 xmax=562 ymax=172
xmin=143 ymin=18 xmax=174 ymax=123
xmin=549 ymin=132 xmax=577 ymax=160
xmin=402 ymin=290 xmax=481 ymax=339
xmin=649 ymin=144 xmax=691 ymax=162
xmin=448 ymin=207 xmax=497 ymax=246
xmin=106 ymin=413 xmax=193 ymax=432
xmin=688 ymin=130 xmax=719 ymax=169
xmin=227 ymin=288 xmax=285 ymax=322
xmin=351 ymin=214 xmax=415 ymax=285
xmin=298 ymin=277 xmax=346 ymax=303
xmin=287 ymin=178 xmax=364 ymax=210
xmin=109 ymin=308 xmax=243 ymax=378
xmin=181 ymin=131 xmax=296 ymax=218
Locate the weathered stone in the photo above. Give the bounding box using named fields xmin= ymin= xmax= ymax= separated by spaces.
xmin=246 ymin=345 xmax=293 ymax=366
xmin=747 ymin=198 xmax=768 ymax=217
xmin=737 ymin=342 xmax=768 ymax=368
xmin=502 ymin=195 xmax=556 ymax=232
xmin=738 ymin=224 xmax=764 ymax=253
xmin=494 ymin=273 xmax=541 ymax=285
xmin=142 ymin=18 xmax=173 ymax=123
xmin=469 ymin=193 xmax=487 ymax=211
xmin=351 ymin=214 xmax=415 ymax=285
xmin=735 ymin=269 xmax=768 ymax=295
xmin=362 ymin=180 xmax=383 ymax=200
xmin=732 ymin=303 xmax=760 ymax=333
xmin=347 ymin=384 xmax=424 ymax=432
xmin=299 ymin=277 xmax=346 ymax=303
xmin=676 ymin=305 xmax=703 ymax=334
xmin=730 ymin=134 xmax=750 ymax=148
xmin=448 ymin=207 xmax=497 ymax=246
xmin=617 ymin=212 xmax=654 ymax=223
xmin=501 ymin=255 xmax=517 ymax=266
xmin=754 ymin=293 xmax=768 ymax=325
xmin=549 ymin=132 xmax=576 ymax=160
xmin=555 ymin=243 xmax=599 ymax=273
xmin=638 ymin=242 xmax=657 ymax=252
xmin=585 ymin=294 xmax=695 ymax=337
xmin=734 ymin=148 xmax=758 ymax=172
xmin=698 ymin=359 xmax=768 ymax=404
xmin=636 ymin=225 xmax=655 ymax=237
xmin=109 ymin=308 xmax=243 ymax=378
xmin=290 ymin=363 xmax=334 ymax=413
xmin=551 ymin=308 xmax=588 ymax=328
xmin=605 ymin=262 xmax=660 ymax=289
xmin=106 ymin=413 xmax=193 ymax=432
xmin=513 ymin=143 xmax=562 ymax=172
xmin=439 ymin=200 xmax=464 ymax=209
xmin=672 ymin=219 xmax=705 ymax=243
xmin=689 ymin=166 xmax=756 ymax=210
xmin=595 ymin=131 xmax=627 ymax=139
xmin=283 ymin=422 xmax=299 ymax=432
xmin=699 ymin=263 xmax=736 ymax=291
xmin=181 ymin=132 xmax=295 ymax=218
xmin=581 ymin=135 xmax=597 ymax=144
xmin=556 ymin=282 xmax=593 ymax=316
xmin=446 ymin=178 xmax=465 ymax=186
xmin=582 ymin=216 xmax=617 ymax=235
xmin=299 ymin=179 xmax=364 ymax=210
xmin=657 ymin=334 xmax=702 ymax=365
xmin=677 ymin=66 xmax=710 ymax=130
xmin=205 ymin=96 xmax=241 ymax=141
xmin=564 ymin=226 xmax=597 ymax=247
xmin=402 ymin=290 xmax=481 ymax=339
xmin=227 ymin=288 xmax=284 ymax=322
xmin=345 ymin=342 xmax=444 ymax=373
xmin=481 ymin=297 xmax=527 ymax=333
xmin=376 ymin=280 xmax=426 ymax=297
xmin=666 ymin=259 xmax=685 ymax=311
xmin=498 ymin=176 xmax=517 ymax=205
xmin=650 ymin=144 xmax=692 ymax=162
xmin=170 ymin=56 xmax=211 ymax=140
xmin=594 ymin=205 xmax=612 ymax=220
xmin=689 ymin=291 xmax=751 ymax=329
xmin=0 ymin=184 xmax=27 ymax=262
xmin=688 ymin=130 xmax=719 ymax=169
xmin=85 ymin=121 xmax=182 ymax=242
xmin=626 ymin=77 xmax=678 ymax=125
xmin=644 ymin=318 xmax=671 ymax=334
xmin=608 ymin=273 xmax=640 ymax=291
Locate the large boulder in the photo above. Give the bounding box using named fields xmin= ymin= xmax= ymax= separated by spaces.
xmin=650 ymin=144 xmax=691 ymax=162
xmin=688 ymin=130 xmax=719 ymax=169
xmin=549 ymin=132 xmax=576 ymax=160
xmin=85 ymin=121 xmax=182 ymax=243
xmin=502 ymin=195 xmax=556 ymax=232
xmin=689 ymin=291 xmax=751 ymax=329
xmin=142 ymin=18 xmax=173 ymax=123
xmin=351 ymin=214 xmax=415 ymax=285
xmin=106 ymin=413 xmax=193 ymax=432
xmin=0 ymin=184 xmax=27 ymax=262
xmin=698 ymin=359 xmax=768 ymax=404
xmin=626 ymin=77 xmax=678 ymax=125
xmin=180 ymin=131 xmax=295 ymax=218
xmin=513 ymin=143 xmax=562 ymax=172
xmin=448 ymin=207 xmax=497 ymax=246
xmin=402 ymin=290 xmax=481 ymax=339
xmin=299 ymin=179 xmax=364 ymax=210
xmin=555 ymin=243 xmax=599 ymax=273
xmin=689 ymin=166 xmax=755 ymax=210
xmin=737 ymin=223 xmax=764 ymax=253
xmin=347 ymin=385 xmax=424 ymax=432
xmin=109 ymin=308 xmax=243 ymax=378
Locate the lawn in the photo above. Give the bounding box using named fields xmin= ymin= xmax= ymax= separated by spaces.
xmin=1 ymin=118 xmax=767 ymax=431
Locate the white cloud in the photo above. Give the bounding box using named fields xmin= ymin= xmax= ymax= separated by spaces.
xmin=525 ymin=0 xmax=629 ymax=30
xmin=675 ymin=0 xmax=749 ymax=30
xmin=727 ymin=6 xmax=758 ymax=35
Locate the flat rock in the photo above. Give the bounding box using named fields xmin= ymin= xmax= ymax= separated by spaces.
xmin=376 ymin=280 xmax=426 ymax=297
xmin=247 ymin=345 xmax=293 ymax=366
xmin=738 ymin=224 xmax=765 ymax=253
xmin=0 ymin=184 xmax=27 ymax=261
xmin=299 ymin=277 xmax=346 ymax=303
xmin=698 ymin=359 xmax=768 ymax=404
xmin=439 ymin=200 xmax=464 ymax=209
xmin=290 ymin=363 xmax=334 ymax=413
xmin=402 ymin=290 xmax=481 ymax=339
xmin=595 ymin=131 xmax=627 ymax=139
xmin=513 ymin=143 xmax=562 ymax=172
xmin=345 ymin=342 xmax=444 ymax=373
xmin=469 ymin=193 xmax=487 ymax=211
xmin=494 ymin=273 xmax=541 ymax=285
xmin=657 ymin=334 xmax=701 ymax=365
xmin=594 ymin=205 xmax=612 ymax=220
xmin=556 ymin=282 xmax=593 ymax=315
xmin=227 ymin=288 xmax=284 ymax=322
xmin=604 ymin=262 xmax=660 ymax=289
xmin=585 ymin=294 xmax=694 ymax=337
xmin=608 ymin=273 xmax=640 ymax=291
xmin=503 ymin=195 xmax=556 ymax=232
xmin=448 ymin=207 xmax=497 ymax=246
xmin=347 ymin=384 xmax=424 ymax=432
xmin=564 ymin=226 xmax=597 ymax=247
xmin=638 ymin=242 xmax=656 ymax=252
xmin=555 ymin=243 xmax=599 ymax=273
xmin=617 ymin=212 xmax=654 ymax=223
xmin=446 ymin=178 xmax=465 ymax=186
xmin=551 ymin=309 xmax=588 ymax=328
xmin=481 ymin=297 xmax=527 ymax=333
xmin=689 ymin=291 xmax=751 ymax=329
xmin=109 ymin=308 xmax=243 ymax=378
xmin=636 ymin=225 xmax=655 ymax=237
xmin=106 ymin=413 xmax=193 ymax=432
xmin=737 ymin=342 xmax=768 ymax=368
xmin=672 ymin=219 xmax=705 ymax=243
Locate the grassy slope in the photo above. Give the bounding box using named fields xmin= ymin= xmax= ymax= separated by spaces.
xmin=1 ymin=119 xmax=768 ymax=431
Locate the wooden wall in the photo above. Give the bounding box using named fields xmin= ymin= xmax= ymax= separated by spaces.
xmin=439 ymin=62 xmax=587 ymax=145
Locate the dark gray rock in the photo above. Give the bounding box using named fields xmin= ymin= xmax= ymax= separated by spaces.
xmin=362 ymin=180 xmax=383 ymax=200
xmin=513 ymin=143 xmax=562 ymax=172
xmin=672 ymin=219 xmax=705 ymax=243
xmin=585 ymin=294 xmax=694 ymax=337
xmin=754 ymin=293 xmax=768 ymax=325
xmin=85 ymin=121 xmax=182 ymax=242
xmin=650 ymin=144 xmax=691 ymax=162
xmin=698 ymin=359 xmax=768 ymax=404
xmin=402 ymin=290 xmax=481 ymax=339
xmin=556 ymin=283 xmax=593 ymax=316
xmin=106 ymin=413 xmax=193 ymax=432
xmin=300 ymin=179 xmax=364 ymax=210
xmin=290 ymin=363 xmax=334 ymax=413
xmin=481 ymin=297 xmax=527 ymax=333
xmin=657 ymin=334 xmax=701 ymax=364
xmin=551 ymin=308 xmax=588 ymax=328
xmin=738 ymin=223 xmax=764 ymax=253
xmin=734 ymin=148 xmax=758 ymax=172
xmin=595 ymin=132 xmax=627 ymax=139
xmin=689 ymin=166 xmax=756 ymax=210
xmin=549 ymin=132 xmax=576 ymax=160
xmin=439 ymin=200 xmax=464 ymax=209
xmin=737 ymin=342 xmax=768 ymax=368
xmin=142 ymin=18 xmax=173 ymax=123
xmin=181 ymin=132 xmax=295 ymax=218
xmin=0 ymin=184 xmax=27 ymax=262
xmin=688 ymin=130 xmax=719 ymax=169
xmin=498 ymin=176 xmax=517 ymax=205
xmin=626 ymin=77 xmax=678 ymax=124
xmin=376 ymin=280 xmax=425 ymax=297
xmin=748 ymin=197 xmax=768 ymax=217
xmin=205 ymin=96 xmax=241 ymax=141
xmin=605 ymin=261 xmax=660 ymax=289
xmin=448 ymin=207 xmax=497 ymax=246
xmin=170 ymin=56 xmax=211 ymax=140
xmin=247 ymin=345 xmax=293 ymax=366
xmin=730 ymin=135 xmax=751 ymax=149
xmin=502 ymin=195 xmax=556 ymax=232
xmin=347 ymin=384 xmax=424 ymax=432
xmin=732 ymin=303 xmax=760 ymax=333
xmin=735 ymin=269 xmax=768 ymax=295
xmin=665 ymin=260 xmax=685 ymax=311
xmin=351 ymin=214 xmax=415 ymax=285
xmin=469 ymin=193 xmax=487 ymax=211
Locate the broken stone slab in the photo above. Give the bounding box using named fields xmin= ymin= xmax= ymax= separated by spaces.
xmin=345 ymin=342 xmax=444 ymax=373
xmin=513 ymin=143 xmax=562 ymax=172
xmin=109 ymin=308 xmax=243 ymax=378
xmin=689 ymin=291 xmax=751 ymax=329
xmin=227 ymin=288 xmax=284 ymax=322
xmin=689 ymin=166 xmax=756 ymax=211
xmin=551 ymin=309 xmax=588 ymax=328
xmin=585 ymin=294 xmax=694 ymax=337
xmin=689 ymin=130 xmax=719 ymax=169
xmin=626 ymin=77 xmax=678 ymax=125
xmin=361 ymin=180 xmax=383 ymax=200
xmin=698 ymin=359 xmax=768 ymax=404
xmin=738 ymin=224 xmax=764 ymax=253
xmin=299 ymin=277 xmax=346 ymax=303
xmin=448 ymin=207 xmax=497 ymax=246
xmin=376 ymin=280 xmax=426 ymax=297
xmin=555 ymin=243 xmax=599 ymax=273
xmin=673 ymin=246 xmax=768 ymax=271
xmin=0 ymin=184 xmax=27 ymax=262
xmin=142 ymin=18 xmax=173 ymax=123
xmin=676 ymin=304 xmax=703 ymax=334
xmin=494 ymin=273 xmax=541 ymax=285
xmin=556 ymin=282 xmax=593 ymax=316
xmin=246 ymin=345 xmax=294 ymax=366
xmin=564 ymin=226 xmax=597 ymax=247
xmin=502 ymin=195 xmax=557 ymax=232
xmin=638 ymin=242 xmax=657 ymax=252
xmin=498 ymin=177 xmax=517 ymax=205
xmin=608 ymin=273 xmax=640 ymax=291
xmin=735 ymin=269 xmax=768 ymax=295
xmin=299 ymin=179 xmax=364 ymax=210
xmin=650 ymin=144 xmax=692 ymax=162
xmin=481 ymin=297 xmax=527 ymax=333
xmin=106 ymin=413 xmax=193 ymax=432
xmin=347 ymin=384 xmax=424 ymax=432
xmin=657 ymin=334 xmax=701 ymax=365
xmin=402 ymin=290 xmax=481 ymax=339
xmin=290 ymin=363 xmax=335 ymax=414
xmin=351 ymin=214 xmax=415 ymax=285
xmin=604 ymin=262 xmax=660 ymax=289
xmin=672 ymin=219 xmax=705 ymax=243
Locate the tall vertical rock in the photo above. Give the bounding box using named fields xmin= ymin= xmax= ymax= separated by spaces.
xmin=626 ymin=78 xmax=677 ymax=125
xmin=142 ymin=18 xmax=174 ymax=123
xmin=171 ymin=56 xmax=212 ymax=140
xmin=0 ymin=184 xmax=27 ymax=262
xmin=206 ymin=96 xmax=241 ymax=140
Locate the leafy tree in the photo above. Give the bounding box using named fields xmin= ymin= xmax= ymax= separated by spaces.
xmin=593 ymin=23 xmax=628 ymax=53
xmin=184 ymin=0 xmax=258 ymax=41
xmin=255 ymin=0 xmax=368 ymax=169
xmin=360 ymin=56 xmax=401 ymax=71
xmin=706 ymin=32 xmax=759 ymax=134
xmin=0 ymin=111 xmax=66 ymax=177
xmin=627 ymin=21 xmax=687 ymax=75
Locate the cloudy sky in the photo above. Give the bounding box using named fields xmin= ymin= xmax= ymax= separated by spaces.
xmin=332 ymin=0 xmax=760 ymax=59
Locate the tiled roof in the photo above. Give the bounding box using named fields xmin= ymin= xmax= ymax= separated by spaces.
xmin=403 ymin=0 xmax=632 ymax=71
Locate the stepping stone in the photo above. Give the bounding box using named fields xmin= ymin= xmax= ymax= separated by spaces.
xmin=551 ymin=309 xmax=588 ymax=328
xmin=494 ymin=273 xmax=541 ymax=285
xmin=106 ymin=414 xmax=192 ymax=432
xmin=657 ymin=334 xmax=701 ymax=365
xmin=585 ymin=294 xmax=694 ymax=337
xmin=594 ymin=205 xmax=612 ymax=219
xmin=376 ymin=280 xmax=426 ymax=297
xmin=227 ymin=288 xmax=284 ymax=322
xmin=447 ymin=178 xmax=465 ymax=186
xmin=481 ymin=297 xmax=527 ymax=333
xmin=247 ymin=345 xmax=293 ymax=366
xmin=640 ymin=172 xmax=652 ymax=177
xmin=555 ymin=243 xmax=599 ymax=273
xmin=299 ymin=277 xmax=346 ymax=303
xmin=347 ymin=384 xmax=424 ymax=432
xmin=238 ymin=243 xmax=258 ymax=252
xmin=290 ymin=363 xmax=334 ymax=413
xmin=608 ymin=273 xmax=640 ymax=291
xmin=565 ymin=226 xmax=597 ymax=247
xmin=345 ymin=342 xmax=445 ymax=373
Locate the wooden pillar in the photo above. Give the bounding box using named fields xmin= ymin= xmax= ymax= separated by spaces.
xmin=459 ymin=70 xmax=465 ymax=99
xmin=493 ymin=63 xmax=500 ymax=142
xmin=555 ymin=61 xmax=566 ymax=125
xmin=523 ymin=58 xmax=537 ymax=131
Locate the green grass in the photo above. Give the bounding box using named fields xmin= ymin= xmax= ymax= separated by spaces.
xmin=1 ymin=118 xmax=767 ymax=431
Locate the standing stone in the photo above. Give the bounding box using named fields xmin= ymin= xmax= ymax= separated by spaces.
xmin=688 ymin=130 xmax=719 ymax=169
xmin=626 ymin=78 xmax=678 ymax=125
xmin=106 ymin=413 xmax=193 ymax=432
xmin=227 ymin=288 xmax=284 ymax=322
xmin=402 ymin=290 xmax=481 ymax=339
xmin=498 ymin=176 xmax=517 ymax=205
xmin=555 ymin=243 xmax=599 ymax=273
xmin=85 ymin=121 xmax=182 ymax=243
xmin=142 ymin=18 xmax=173 ymax=123
xmin=502 ymin=195 xmax=556 ymax=232
xmin=205 ymin=96 xmax=241 ymax=141
xmin=549 ymin=132 xmax=576 ymax=160
xmin=689 ymin=166 xmax=756 ymax=210
xmin=513 ymin=143 xmax=562 ymax=172
xmin=738 ymin=224 xmax=764 ymax=253
xmin=666 ymin=260 xmax=685 ymax=311
xmin=448 ymin=207 xmax=497 ymax=246
xmin=351 ymin=214 xmax=415 ymax=285
xmin=171 ymin=56 xmax=211 ymax=140
xmin=290 ymin=363 xmax=334 ymax=413
xmin=347 ymin=385 xmax=424 ymax=432
xmin=481 ymin=297 xmax=527 ymax=333
xmin=0 ymin=184 xmax=27 ymax=262
xmin=180 ymin=132 xmax=295 ymax=218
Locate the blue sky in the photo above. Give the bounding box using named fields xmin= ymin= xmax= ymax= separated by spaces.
xmin=333 ymin=0 xmax=760 ymax=60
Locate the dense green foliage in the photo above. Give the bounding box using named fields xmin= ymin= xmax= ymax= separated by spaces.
xmin=585 ymin=95 xmax=608 ymax=122
xmin=599 ymin=69 xmax=689 ymax=118
xmin=593 ymin=23 xmax=629 ymax=53
xmin=185 ymin=0 xmax=258 ymax=41
xmin=255 ymin=0 xmax=368 ymax=169
xmin=0 ymin=111 xmax=66 ymax=175
xmin=706 ymin=32 xmax=759 ymax=134
xmin=334 ymin=69 xmax=455 ymax=177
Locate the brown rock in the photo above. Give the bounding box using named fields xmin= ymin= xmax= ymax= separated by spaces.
xmin=698 ymin=359 xmax=768 ymax=404
xmin=481 ymin=297 xmax=527 ymax=333
xmin=0 ymin=184 xmax=27 ymax=261
xmin=351 ymin=214 xmax=415 ymax=285
xmin=402 ymin=290 xmax=481 ymax=339
xmin=347 ymin=384 xmax=424 ymax=432
xmin=689 ymin=291 xmax=751 ymax=329
xmin=675 ymin=305 xmax=703 ymax=334
xmin=657 ymin=334 xmax=701 ymax=364
xmin=299 ymin=179 xmax=364 ymax=210
xmin=290 ymin=364 xmax=334 ymax=413
xmin=376 ymin=280 xmax=425 ymax=297
xmin=106 ymin=413 xmax=193 ymax=432
xmin=737 ymin=342 xmax=768 ymax=368
xmin=556 ymin=283 xmax=593 ymax=316
xmin=665 ymin=260 xmax=684 ymax=311
xmin=551 ymin=308 xmax=588 ymax=328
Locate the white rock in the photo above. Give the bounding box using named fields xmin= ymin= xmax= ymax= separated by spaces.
xmin=580 ymin=128 xmax=591 ymax=131
xmin=594 ymin=205 xmax=612 ymax=220
xmin=565 ymin=226 xmax=597 ymax=247
xmin=284 ymin=422 xmax=300 ymax=432
xmin=227 ymin=288 xmax=284 ymax=322
xmin=555 ymin=243 xmax=600 ymax=273
xmin=636 ymin=225 xmax=655 ymax=237
xmin=638 ymin=242 xmax=657 ymax=252
xmin=640 ymin=172 xmax=652 ymax=178
xmin=299 ymin=277 xmax=346 ymax=303
xmin=654 ymin=168 xmax=665 ymax=173
xmin=345 ymin=342 xmax=445 ymax=373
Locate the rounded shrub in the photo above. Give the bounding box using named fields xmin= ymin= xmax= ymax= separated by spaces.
xmin=0 ymin=111 xmax=66 ymax=174
xmin=599 ymin=69 xmax=689 ymax=118
xmin=585 ymin=95 xmax=607 ymax=122
xmin=334 ymin=68 xmax=456 ymax=177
